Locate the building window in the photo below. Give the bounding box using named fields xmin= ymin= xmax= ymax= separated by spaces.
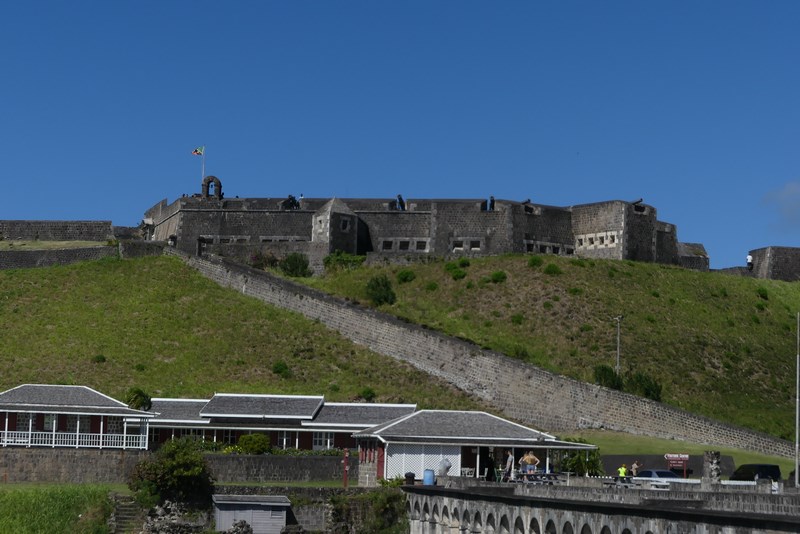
xmin=340 ymin=219 xmax=350 ymax=232
xmin=149 ymin=428 xmax=160 ymax=444
xmin=219 ymin=238 xmax=230 ymax=244
xmin=566 ymin=248 xmax=574 ymax=255
xmin=599 ymin=236 xmax=605 ymax=245
xmin=577 ymin=238 xmax=584 ymax=247
xmin=610 ymin=235 xmax=616 ymax=243
xmin=313 ymin=432 xmax=334 ymax=451
xmin=553 ymin=246 xmax=560 ymax=254
xmin=470 ymin=240 xmax=481 ymax=250
xmin=588 ymin=237 xmax=594 ymax=245
xmin=223 ymin=429 xmax=236 ymax=445
xmin=399 ymin=241 xmax=410 ymax=251
xmin=382 ymin=240 xmax=393 ymax=251
xmin=539 ymin=245 xmax=548 ymax=253
xmin=43 ymin=414 xmax=57 ymax=431
xmin=526 ymin=243 xmax=534 ymax=252
xmin=452 ymin=241 xmax=464 ymax=251
xmin=416 ymin=241 xmax=427 ymax=251
xmin=278 ymin=431 xmax=293 ymax=450
xmin=66 ymin=415 xmax=89 ymax=433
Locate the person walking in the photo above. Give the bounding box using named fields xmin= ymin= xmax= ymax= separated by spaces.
xmin=617 ymin=464 xmax=628 ymax=477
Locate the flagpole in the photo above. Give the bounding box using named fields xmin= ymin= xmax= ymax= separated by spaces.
xmin=202 ymin=148 xmax=206 ymax=180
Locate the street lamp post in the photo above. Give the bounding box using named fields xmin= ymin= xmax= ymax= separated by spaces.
xmin=614 ymin=315 xmax=623 ymax=375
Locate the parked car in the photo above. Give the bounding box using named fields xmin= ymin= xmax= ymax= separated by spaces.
xmin=636 ymin=469 xmax=679 ymax=478
xmin=729 ymin=464 xmax=781 ymax=481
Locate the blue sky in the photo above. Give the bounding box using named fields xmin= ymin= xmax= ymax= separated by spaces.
xmin=2 ymin=2 xmax=798 ymax=269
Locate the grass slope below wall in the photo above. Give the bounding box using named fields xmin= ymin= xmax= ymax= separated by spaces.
xmin=0 ymin=484 xmax=112 ymax=534
xmin=0 ymin=256 xmax=482 ymax=411
xmin=301 ymin=255 xmax=800 ymax=440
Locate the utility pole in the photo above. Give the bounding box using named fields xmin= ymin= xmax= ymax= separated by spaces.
xmin=614 ymin=315 xmax=623 ymax=375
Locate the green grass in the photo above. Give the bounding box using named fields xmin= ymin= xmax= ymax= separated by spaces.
xmin=0 ymin=484 xmax=113 ymax=534
xmin=301 ymin=255 xmax=800 ymax=440
xmin=0 ymin=256 xmax=483 ymax=410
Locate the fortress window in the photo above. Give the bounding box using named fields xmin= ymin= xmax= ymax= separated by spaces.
xmin=610 ymin=235 xmax=616 ymax=243
xmin=566 ymin=248 xmax=574 ymax=255
xmin=526 ymin=243 xmax=534 ymax=253
xmin=416 ymin=241 xmax=428 ymax=251
xmin=452 ymin=241 xmax=464 ymax=251
xmin=236 ymin=238 xmax=247 ymax=244
xmin=399 ymin=241 xmax=410 ymax=251
xmin=220 ymin=238 xmax=231 ymax=244
xmin=539 ymin=245 xmax=548 ymax=253
xmin=634 ymin=204 xmax=646 ymax=213
xmin=588 ymin=237 xmax=594 ymax=245
xmin=470 ymin=240 xmax=481 ymax=250
xmin=382 ymin=240 xmax=393 ymax=251
xmin=577 ymin=238 xmax=584 ymax=247
xmin=340 ymin=219 xmax=351 ymax=232
xmin=553 ymin=246 xmax=560 ymax=254
xmin=524 ymin=205 xmax=534 ymax=214
xmin=599 ymin=236 xmax=605 ymax=245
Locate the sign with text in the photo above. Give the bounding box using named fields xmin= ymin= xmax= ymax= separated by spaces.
xmin=664 ymin=453 xmax=689 ymax=476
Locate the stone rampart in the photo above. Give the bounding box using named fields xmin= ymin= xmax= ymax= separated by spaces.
xmin=169 ymin=250 xmax=793 ymax=458
xmin=0 ymin=220 xmax=113 ymax=241
xmin=119 ymin=240 xmax=167 ymax=259
xmin=0 ymin=447 xmax=148 ymax=483
xmin=0 ymin=247 xmax=118 ymax=270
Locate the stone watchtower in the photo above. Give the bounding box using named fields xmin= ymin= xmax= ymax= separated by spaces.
xmin=312 ymin=198 xmax=358 ymax=255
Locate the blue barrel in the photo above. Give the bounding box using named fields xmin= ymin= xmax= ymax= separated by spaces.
xmin=423 ymin=469 xmax=435 ymax=485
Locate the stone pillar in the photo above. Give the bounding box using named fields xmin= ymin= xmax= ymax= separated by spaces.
xmin=701 ymin=451 xmax=721 ymax=490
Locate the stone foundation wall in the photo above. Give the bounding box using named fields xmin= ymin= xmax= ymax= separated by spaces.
xmin=170 ymin=250 xmax=793 ymax=458
xmin=0 ymin=447 xmax=148 ymax=483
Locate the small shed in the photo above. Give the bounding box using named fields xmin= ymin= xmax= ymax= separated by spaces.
xmin=212 ymin=495 xmax=291 ymax=534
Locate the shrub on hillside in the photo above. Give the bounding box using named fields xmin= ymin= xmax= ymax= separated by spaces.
xmin=625 ymin=371 xmax=663 ymax=402
xmin=128 ymin=437 xmax=215 ymax=509
xmin=366 ymin=275 xmax=396 ymax=306
xmin=272 ymin=360 xmax=291 ymax=378
xmin=324 ymin=250 xmax=366 ymax=272
xmin=593 ymin=365 xmax=623 ymax=390
xmin=528 ymin=256 xmax=544 ymax=268
xmin=279 ymin=253 xmax=311 ymax=277
xmin=396 ymin=269 xmax=416 ymax=284
xmin=238 ymin=433 xmax=271 ymax=455
xmin=359 ymin=387 xmax=377 ymax=402
xmin=490 ymin=271 xmax=507 ymax=283
xmin=543 ymin=263 xmax=562 ymax=275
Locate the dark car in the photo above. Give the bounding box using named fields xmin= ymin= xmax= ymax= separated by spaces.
xmin=729 ymin=464 xmax=781 ymax=481
xmin=636 ymin=469 xmax=679 ymax=478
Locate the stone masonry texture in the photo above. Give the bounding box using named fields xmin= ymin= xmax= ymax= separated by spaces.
xmin=169 ymin=249 xmax=793 ymax=458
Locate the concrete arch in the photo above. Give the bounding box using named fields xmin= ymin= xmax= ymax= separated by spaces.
xmin=473 ymin=511 xmax=483 ymax=533
xmin=529 ymin=517 xmax=541 ymax=534
xmin=599 ymin=528 xmax=611 ymax=534
xmin=201 ymin=175 xmax=222 ymax=200
xmin=562 ymin=521 xmax=574 ymax=534
xmin=461 ymin=509 xmax=471 ymax=531
xmin=433 ymin=503 xmax=440 ymax=524
xmin=580 ymin=524 xmax=592 ymax=534
xmin=621 ymin=530 xmax=632 ymax=534
xmin=486 ymin=513 xmax=496 ymax=533
xmin=442 ymin=506 xmax=451 ymax=531
xmin=498 ymin=514 xmax=510 ymax=534
xmin=513 ymin=516 xmax=525 ymax=534
xmin=545 ymin=520 xmax=557 ymax=534
xmin=412 ymin=500 xmax=421 ymax=521
xmin=423 ymin=502 xmax=430 ymax=521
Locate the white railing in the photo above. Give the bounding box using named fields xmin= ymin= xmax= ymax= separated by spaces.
xmin=0 ymin=431 xmax=147 ymax=449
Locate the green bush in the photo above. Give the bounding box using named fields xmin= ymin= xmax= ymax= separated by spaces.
xmin=359 ymin=387 xmax=377 ymax=402
xmin=757 ymin=287 xmax=769 ymax=300
xmin=594 ymin=364 xmax=623 ymax=390
xmin=457 ymin=258 xmax=471 ymax=268
xmin=128 ymin=437 xmax=215 ymax=509
xmin=272 ymin=360 xmax=291 ymax=378
xmin=424 ymin=281 xmax=438 ymax=291
xmin=543 ymin=263 xmax=563 ymax=275
xmin=396 ymin=269 xmax=416 ymax=284
xmin=92 ymin=354 xmax=106 ymax=363
xmin=279 ymin=253 xmax=311 ymax=277
xmin=528 ymin=256 xmax=544 ymax=268
xmin=366 ymin=274 xmax=396 ymax=306
xmin=511 ymin=314 xmax=524 ymax=325
xmin=555 ymin=438 xmax=604 ymax=476
xmin=625 ymin=371 xmax=663 ymax=402
xmin=450 ymin=268 xmax=467 ymax=280
xmin=490 ymin=271 xmax=507 ymax=283
xmin=324 ymin=250 xmax=366 ymax=272
xmin=238 ymin=433 xmax=271 ymax=455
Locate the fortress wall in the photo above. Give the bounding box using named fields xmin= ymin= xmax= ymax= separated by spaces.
xmin=356 ymin=212 xmax=432 ymax=253
xmin=571 ymin=203 xmax=625 ymax=260
xmin=655 ymin=221 xmax=680 ymax=264
xmin=0 ymin=220 xmax=113 ymax=242
xmin=512 ymin=206 xmax=574 ymax=252
xmin=753 ymin=247 xmax=800 ymax=282
xmin=172 ymin=250 xmax=793 ymax=458
xmin=0 ymin=247 xmax=118 ymax=269
xmin=624 ymin=205 xmax=658 ymax=262
xmin=431 ymin=202 xmax=513 ymax=256
xmin=0 ymin=447 xmax=147 ymax=483
xmin=119 ymin=240 xmax=167 ymax=259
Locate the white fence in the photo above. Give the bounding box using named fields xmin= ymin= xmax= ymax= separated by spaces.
xmin=1 ymin=430 xmax=147 ymax=449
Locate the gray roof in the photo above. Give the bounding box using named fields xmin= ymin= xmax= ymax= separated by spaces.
xmin=0 ymin=384 xmax=153 ymax=418
xmin=150 ymin=398 xmax=210 ymax=423
xmin=212 ymin=495 xmax=291 ymax=506
xmin=353 ymin=410 xmax=595 ymax=449
xmin=200 ymin=393 xmax=324 ymax=420
xmin=302 ymin=402 xmax=416 ymax=428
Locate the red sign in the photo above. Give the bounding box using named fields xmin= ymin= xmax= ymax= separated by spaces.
xmin=664 ymin=453 xmax=689 ymax=477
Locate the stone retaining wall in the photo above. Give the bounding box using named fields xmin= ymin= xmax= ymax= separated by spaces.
xmin=0 ymin=448 xmax=147 ymax=483
xmin=169 ymin=249 xmax=793 ymax=458
xmin=0 ymin=247 xmax=118 ymax=270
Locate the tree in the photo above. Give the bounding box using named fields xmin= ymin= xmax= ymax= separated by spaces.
xmin=365 ymin=274 xmax=396 ymax=306
xmin=555 ymin=438 xmax=604 ymax=476
xmin=128 ymin=437 xmax=215 ymax=509
xmin=125 ymin=387 xmax=152 ymax=411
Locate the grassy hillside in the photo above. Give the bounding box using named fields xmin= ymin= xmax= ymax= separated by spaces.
xmin=302 ymin=254 xmax=800 ymax=440
xmin=0 ymin=256 xmax=483 ymax=411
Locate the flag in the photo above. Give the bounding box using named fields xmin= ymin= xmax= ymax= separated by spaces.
xmin=192 ymin=146 xmax=204 ymax=156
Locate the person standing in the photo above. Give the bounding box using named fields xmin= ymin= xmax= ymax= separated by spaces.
xmin=617 ymin=464 xmax=628 ymax=477
xmin=631 ymin=460 xmax=642 ymax=476
xmin=746 ymin=254 xmax=754 ymax=271
xmin=504 ymin=450 xmax=514 ymax=481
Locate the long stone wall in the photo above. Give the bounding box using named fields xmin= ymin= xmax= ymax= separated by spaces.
xmin=170 ymin=250 xmax=794 ymax=458
xmin=0 ymin=247 xmax=118 ymax=270
xmin=0 ymin=220 xmax=113 ymax=241
xmin=0 ymin=447 xmax=148 ymax=483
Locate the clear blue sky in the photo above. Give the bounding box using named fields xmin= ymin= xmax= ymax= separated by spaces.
xmin=2 ymin=2 xmax=798 ymax=269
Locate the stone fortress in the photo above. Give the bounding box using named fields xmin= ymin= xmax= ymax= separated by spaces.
xmin=143 ymin=175 xmax=713 ymax=274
